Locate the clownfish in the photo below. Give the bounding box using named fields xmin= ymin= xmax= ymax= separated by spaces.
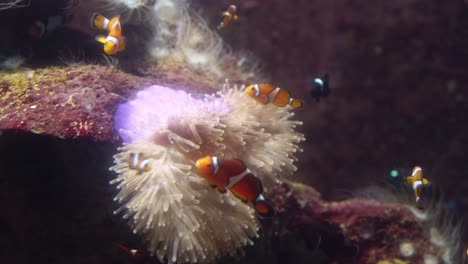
xmin=217 ymin=5 xmax=238 ymax=30
xmin=245 ymin=84 xmax=303 ymax=109
xmin=195 ymin=156 xmax=275 ymax=217
xmin=118 ymin=244 xmax=150 ymax=259
xmin=311 ymin=73 xmax=330 ymax=102
xmin=405 ymin=166 xmax=431 ymax=209
xmin=91 ymin=13 xmax=126 ymax=56
xmin=128 ymin=152 xmax=151 ymax=173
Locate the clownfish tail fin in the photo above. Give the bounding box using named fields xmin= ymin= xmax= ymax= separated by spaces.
xmin=254 ymin=195 xmax=276 ymax=217
xmin=416 ymin=199 xmax=424 ymax=210
xmin=290 ymin=98 xmax=304 ymax=109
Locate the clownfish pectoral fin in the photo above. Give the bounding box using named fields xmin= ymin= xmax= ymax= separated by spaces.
xmin=423 ymin=178 xmax=430 ymax=185
xmin=217 ymin=186 xmax=227 ymax=194
xmin=119 ymin=37 xmax=126 ymax=51
xmin=95 ymin=35 xmax=107 ymax=44
xmin=405 ymin=176 xmax=413 ymax=185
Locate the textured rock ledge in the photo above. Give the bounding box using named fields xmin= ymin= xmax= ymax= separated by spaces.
xmin=0 ymin=64 xmax=219 ymax=142
xmin=270 ymin=181 xmax=442 ymax=264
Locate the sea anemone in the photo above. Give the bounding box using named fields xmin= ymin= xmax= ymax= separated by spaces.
xmin=110 ymin=81 xmax=304 ymax=263
xmin=0 ymin=0 xmax=27 ymax=10
xmin=150 ymin=0 xmax=262 ymax=81
xmin=94 ymin=0 xmax=156 ymax=24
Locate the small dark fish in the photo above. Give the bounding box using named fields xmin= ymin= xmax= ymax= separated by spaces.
xmin=310 ymin=73 xmax=330 ymax=102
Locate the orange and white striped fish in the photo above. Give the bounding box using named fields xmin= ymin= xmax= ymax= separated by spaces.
xmin=217 ymin=5 xmax=238 ymax=30
xmin=405 ymin=166 xmax=431 ymax=209
xmin=195 ymin=156 xmax=275 ymax=217
xmin=245 ymin=84 xmax=303 ymax=109
xmin=91 ymin=13 xmax=126 ymax=55
xmin=128 ymin=152 xmax=151 ymax=173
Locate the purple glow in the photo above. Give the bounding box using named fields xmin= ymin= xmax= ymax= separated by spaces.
xmin=114 ymin=85 xmax=228 ymax=143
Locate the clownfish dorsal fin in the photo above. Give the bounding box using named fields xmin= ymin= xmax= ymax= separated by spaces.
xmin=95 ymin=35 xmax=106 ymax=44
xmin=233 ymin=159 xmax=247 ymax=170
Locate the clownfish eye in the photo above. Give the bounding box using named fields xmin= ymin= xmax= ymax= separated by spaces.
xmin=206 ymin=163 xmax=212 ymax=168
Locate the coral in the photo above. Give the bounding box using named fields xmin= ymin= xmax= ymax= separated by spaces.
xmin=109 ymin=81 xmax=304 ymax=263
xmin=0 ymin=63 xmax=220 ymax=141
xmin=270 ymin=181 xmax=465 ymax=264
xmin=354 ymin=184 xmax=465 ymax=264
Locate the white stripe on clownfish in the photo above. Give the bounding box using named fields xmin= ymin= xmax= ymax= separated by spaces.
xmin=412 ymin=167 xmax=422 ymax=176
xmin=267 ymin=87 xmax=281 ymax=104
xmin=102 ymin=18 xmax=109 ymax=30
xmin=226 ymin=169 xmax=251 ymax=189
xmin=106 ymin=35 xmax=119 ymax=50
xmin=253 ymin=84 xmax=260 ymax=96
xmin=412 ymin=180 xmax=422 ymax=191
xmin=212 ymin=156 xmax=220 ymax=174
xmin=131 ymin=153 xmax=139 ymax=168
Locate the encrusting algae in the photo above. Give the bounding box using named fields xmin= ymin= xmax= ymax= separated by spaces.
xmin=110 ymin=80 xmax=304 ymax=263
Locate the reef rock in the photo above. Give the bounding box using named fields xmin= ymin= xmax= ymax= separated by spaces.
xmin=0 ymin=64 xmax=219 ymax=142
xmin=270 ymin=181 xmax=446 ymax=264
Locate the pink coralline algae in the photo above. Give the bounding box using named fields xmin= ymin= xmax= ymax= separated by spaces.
xmin=0 ymin=64 xmax=219 ymax=142
xmin=270 ymin=181 xmax=459 ymax=264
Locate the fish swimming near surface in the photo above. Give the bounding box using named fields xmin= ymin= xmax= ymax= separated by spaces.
xmin=405 ymin=166 xmax=431 ymax=209
xmin=91 ymin=13 xmax=126 ymax=55
xmin=195 ymin=155 xmax=276 ymax=217
xmin=245 ymin=83 xmax=303 ymax=109
xmin=310 ymin=73 xmax=330 ymax=102
xmin=217 ymin=5 xmax=238 ymax=30
xmin=128 ymin=152 xmax=151 ymax=173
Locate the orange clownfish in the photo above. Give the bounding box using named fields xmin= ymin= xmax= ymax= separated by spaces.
xmin=195 ymin=156 xmax=275 ymax=217
xmin=245 ymin=84 xmax=303 ymax=109
xmin=217 ymin=5 xmax=238 ymax=30
xmin=405 ymin=166 xmax=431 ymax=209
xmin=128 ymin=152 xmax=151 ymax=173
xmin=91 ymin=13 xmax=126 ymax=55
